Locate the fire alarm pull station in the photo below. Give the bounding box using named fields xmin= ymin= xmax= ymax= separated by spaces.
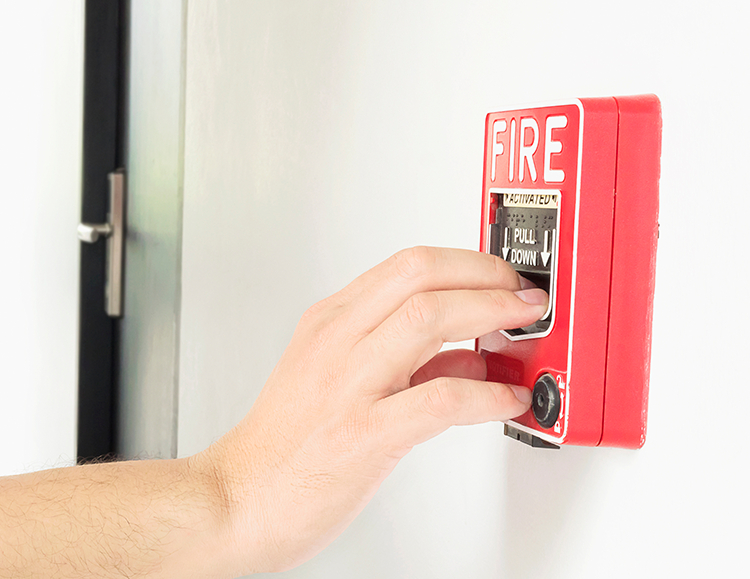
xmin=477 ymin=95 xmax=661 ymax=449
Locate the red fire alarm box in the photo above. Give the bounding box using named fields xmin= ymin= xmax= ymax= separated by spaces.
xmin=477 ymin=95 xmax=661 ymax=449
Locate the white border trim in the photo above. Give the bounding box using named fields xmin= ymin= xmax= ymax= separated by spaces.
xmin=486 ymin=99 xmax=583 ymax=444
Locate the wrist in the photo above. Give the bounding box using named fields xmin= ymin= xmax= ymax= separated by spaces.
xmin=188 ymin=438 xmax=276 ymax=577
xmin=184 ymin=450 xmax=250 ymax=577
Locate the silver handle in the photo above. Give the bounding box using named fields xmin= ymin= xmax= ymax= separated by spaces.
xmin=78 ymin=169 xmax=125 ymax=317
xmin=77 ymin=223 xmax=112 ymax=243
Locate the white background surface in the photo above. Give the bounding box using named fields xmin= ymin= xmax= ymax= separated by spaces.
xmin=177 ymin=1 xmax=749 ymax=577
xmin=0 ymin=2 xmax=83 ymax=476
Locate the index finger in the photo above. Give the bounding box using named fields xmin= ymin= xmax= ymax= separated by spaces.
xmin=332 ymin=246 xmax=526 ymax=338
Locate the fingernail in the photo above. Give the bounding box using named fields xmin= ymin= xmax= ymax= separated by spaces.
xmin=510 ymin=385 xmax=532 ymax=405
xmin=514 ymin=288 xmax=548 ymax=306
xmin=518 ymin=275 xmax=537 ymax=290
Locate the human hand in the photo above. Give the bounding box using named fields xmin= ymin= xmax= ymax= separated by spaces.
xmin=193 ymin=247 xmax=548 ymax=575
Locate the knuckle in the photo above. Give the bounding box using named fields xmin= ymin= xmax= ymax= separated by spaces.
xmin=488 ymin=383 xmax=518 ymax=415
xmin=297 ymin=296 xmax=339 ymax=331
xmin=487 ymin=289 xmax=510 ymax=312
xmin=401 ymin=292 xmax=441 ymax=329
xmin=299 ymin=299 xmax=327 ymax=326
xmin=391 ymin=246 xmax=438 ymax=282
xmin=294 ymin=300 xmax=343 ymax=358
xmin=491 ymin=253 xmax=519 ymax=286
xmin=424 ymin=378 xmax=463 ymax=420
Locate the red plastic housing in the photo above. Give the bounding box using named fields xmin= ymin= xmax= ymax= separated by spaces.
xmin=477 ymin=95 xmax=661 ymax=448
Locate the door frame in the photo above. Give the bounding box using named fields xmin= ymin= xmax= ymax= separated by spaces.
xmin=77 ymin=0 xmax=127 ymax=462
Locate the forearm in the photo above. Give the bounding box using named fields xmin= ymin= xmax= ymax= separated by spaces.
xmin=0 ymin=456 xmax=237 ymax=579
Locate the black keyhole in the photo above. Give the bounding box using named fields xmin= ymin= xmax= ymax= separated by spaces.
xmin=532 ymin=373 xmax=561 ymax=429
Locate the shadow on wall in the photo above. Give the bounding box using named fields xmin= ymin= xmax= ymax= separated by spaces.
xmin=502 ymin=442 xmax=599 ymax=578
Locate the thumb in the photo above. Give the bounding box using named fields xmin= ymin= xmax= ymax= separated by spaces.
xmin=375 ymin=376 xmax=532 ymax=450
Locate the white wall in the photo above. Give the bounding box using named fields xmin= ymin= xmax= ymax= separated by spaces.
xmin=178 ymin=1 xmax=748 ymax=577
xmin=0 ymin=2 xmax=83 ymax=476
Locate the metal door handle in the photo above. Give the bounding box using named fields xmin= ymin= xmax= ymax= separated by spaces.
xmin=78 ymin=169 xmax=125 ymax=317
xmin=77 ymin=223 xmax=112 ymax=243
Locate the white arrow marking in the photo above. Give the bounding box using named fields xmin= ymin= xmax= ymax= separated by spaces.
xmin=502 ymin=227 xmax=510 ymax=260
xmin=541 ymin=229 xmax=551 ymax=267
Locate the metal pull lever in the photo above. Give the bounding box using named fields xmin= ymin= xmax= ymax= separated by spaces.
xmin=77 ymin=169 xmax=125 ymax=317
